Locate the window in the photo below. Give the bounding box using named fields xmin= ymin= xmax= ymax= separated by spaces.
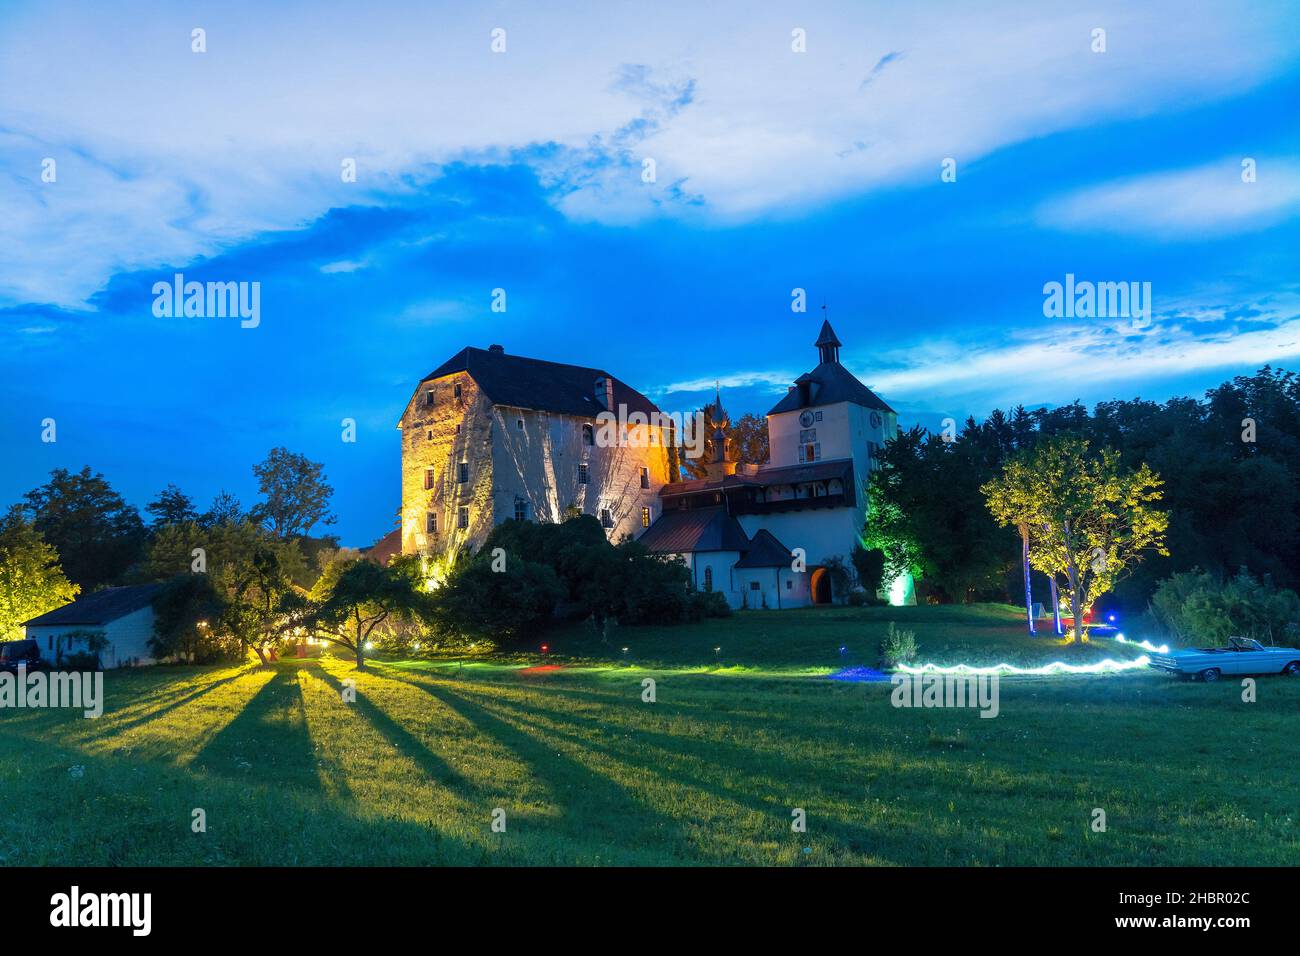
xmin=786 ymin=579 xmax=793 ymax=590
xmin=516 ymin=418 xmax=524 ymax=431
xmin=458 ymin=462 xmax=469 ymax=483
xmin=868 ymin=441 xmax=882 ymax=467
xmin=703 ymin=566 xmax=713 ymax=592
xmin=799 ymin=428 xmax=818 ymax=444
xmin=814 ymin=411 xmax=823 ymax=422
xmin=750 ymin=581 xmax=760 ymax=591
xmin=426 ymin=512 xmax=438 ymax=534
xmin=640 ymin=466 xmax=650 ymax=489
xmin=600 ymin=508 xmax=614 ymax=528
xmin=578 ymin=463 xmax=589 ymax=484
xmin=514 ymin=500 xmax=529 ymax=521
xmin=424 ymin=467 xmax=434 ymax=490
xmin=453 ymin=383 xmax=463 ymax=402
xmin=457 ymin=506 xmax=469 ymax=530
xmin=425 ymin=389 xmax=435 ymax=406
xmin=641 ymin=506 xmax=651 ymax=528
xmin=799 ymin=442 xmax=821 ymax=463
xmin=582 ymin=423 xmax=594 ymax=446
xmin=426 ymin=429 xmax=433 ymax=440
xmin=455 ymin=423 xmax=462 ymax=435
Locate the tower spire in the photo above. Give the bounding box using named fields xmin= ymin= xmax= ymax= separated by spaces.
xmin=814 ymin=316 xmax=842 ymax=364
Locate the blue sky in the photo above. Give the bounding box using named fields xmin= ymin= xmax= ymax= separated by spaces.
xmin=2 ymin=0 xmax=1299 ymax=544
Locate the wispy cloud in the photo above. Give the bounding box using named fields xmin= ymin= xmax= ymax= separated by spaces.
xmin=1038 ymin=158 xmax=1300 ymax=237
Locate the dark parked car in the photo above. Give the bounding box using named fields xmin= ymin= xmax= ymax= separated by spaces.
xmin=0 ymin=639 xmax=48 ymax=673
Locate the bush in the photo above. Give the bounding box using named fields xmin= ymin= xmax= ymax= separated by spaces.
xmin=878 ymin=622 xmax=919 ymax=668
xmin=851 ymin=544 xmax=886 ymax=596
xmin=688 ymin=590 xmax=732 ymax=620
xmin=1150 ymin=568 xmax=1300 ymax=647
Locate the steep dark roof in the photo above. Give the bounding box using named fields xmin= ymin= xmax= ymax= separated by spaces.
xmin=637 ymin=507 xmax=750 ymax=554
xmin=767 ymin=360 xmax=895 ymax=416
xmin=814 ymin=319 xmax=841 ymax=348
xmin=734 ymin=529 xmax=795 ymax=568
xmin=421 ymin=346 xmax=661 ymax=419
xmin=23 ymin=584 xmax=164 ymax=628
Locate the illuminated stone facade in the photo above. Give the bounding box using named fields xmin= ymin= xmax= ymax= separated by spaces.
xmin=398 ymin=345 xmax=671 ymax=559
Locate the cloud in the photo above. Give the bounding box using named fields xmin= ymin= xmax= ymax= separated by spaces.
xmin=1038 ymin=158 xmax=1300 ymax=236
xmin=3 ymin=0 xmax=1297 ymax=308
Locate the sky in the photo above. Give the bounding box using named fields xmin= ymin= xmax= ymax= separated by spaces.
xmin=2 ymin=0 xmax=1299 ymax=545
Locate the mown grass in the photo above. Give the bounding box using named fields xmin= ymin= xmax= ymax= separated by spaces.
xmin=1 ymin=605 xmax=1295 ymax=866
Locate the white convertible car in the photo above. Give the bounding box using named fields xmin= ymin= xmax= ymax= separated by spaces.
xmin=1148 ymin=637 xmax=1300 ymax=681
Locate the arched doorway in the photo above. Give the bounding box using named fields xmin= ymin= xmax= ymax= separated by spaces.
xmin=810 ymin=567 xmax=832 ymax=605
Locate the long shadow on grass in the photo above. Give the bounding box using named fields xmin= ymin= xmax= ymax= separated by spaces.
xmin=406 ymin=678 xmax=696 ymax=861
xmin=190 ymin=666 xmax=323 ymax=793
xmin=102 ymin=670 xmax=251 ymax=735
xmin=305 ymin=663 xmax=472 ymax=795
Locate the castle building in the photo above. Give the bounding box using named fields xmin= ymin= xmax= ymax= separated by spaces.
xmin=638 ymin=320 xmax=908 ymax=608
xmin=399 ymin=322 xmax=913 ymax=606
xmin=397 ymin=344 xmax=672 ymax=559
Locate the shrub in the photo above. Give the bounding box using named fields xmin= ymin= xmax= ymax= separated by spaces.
xmin=851 ymin=544 xmax=886 ymax=596
xmin=878 ymin=622 xmax=919 ymax=668
xmin=688 ymin=590 xmax=732 ymax=620
xmin=1150 ymin=568 xmax=1300 ymax=647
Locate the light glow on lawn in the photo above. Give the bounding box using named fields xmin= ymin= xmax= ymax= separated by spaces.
xmin=1115 ymin=634 xmax=1169 ymax=654
xmin=897 ymin=656 xmax=1151 ymax=676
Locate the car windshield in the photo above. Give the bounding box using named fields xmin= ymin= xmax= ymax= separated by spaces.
xmin=0 ymin=642 xmax=32 ymax=659
xmin=1229 ymin=638 xmax=1262 ymax=651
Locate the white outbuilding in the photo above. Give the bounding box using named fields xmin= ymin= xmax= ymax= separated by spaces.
xmin=23 ymin=584 xmax=163 ymax=668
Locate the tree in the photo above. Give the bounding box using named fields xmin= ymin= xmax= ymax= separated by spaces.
xmin=309 ymin=555 xmax=431 ymax=668
xmin=984 ymin=435 xmax=1168 ymax=643
xmin=145 ymin=483 xmax=197 ymax=528
xmin=151 ymin=574 xmax=236 ymax=663
xmin=730 ymin=413 xmax=770 ymax=465
xmin=22 ymin=467 xmax=145 ymax=591
xmin=251 ymin=448 xmax=337 ymax=538
xmin=203 ymin=490 xmax=245 ymax=526
xmin=0 ymin=506 xmax=80 ymax=640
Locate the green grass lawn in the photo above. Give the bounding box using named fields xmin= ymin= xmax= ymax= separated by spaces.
xmin=2 ymin=604 xmax=1296 ymax=866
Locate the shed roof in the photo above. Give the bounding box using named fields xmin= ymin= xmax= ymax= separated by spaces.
xmin=23 ymin=584 xmax=163 ymax=627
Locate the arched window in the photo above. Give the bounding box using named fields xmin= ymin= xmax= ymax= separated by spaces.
xmin=703 ymin=566 xmax=713 ymax=592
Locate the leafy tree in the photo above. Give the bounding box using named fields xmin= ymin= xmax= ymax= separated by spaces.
xmin=850 ymin=543 xmax=886 ymax=596
xmin=203 ymin=490 xmax=245 ymax=526
xmin=730 ymin=413 xmax=770 ymax=465
xmin=0 ymin=506 xmax=80 ymax=640
xmin=433 ymin=553 xmax=565 ymax=644
xmin=251 ymin=447 xmax=337 ymax=538
xmin=309 ymin=555 xmax=431 ymax=668
xmin=151 ymin=574 xmax=237 ymax=663
xmin=144 ymin=483 xmax=197 ymax=528
xmin=22 ymin=467 xmax=145 ymax=591
xmin=984 ymin=435 xmax=1168 ymax=643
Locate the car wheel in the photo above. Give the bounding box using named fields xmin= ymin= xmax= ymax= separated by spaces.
xmin=1283 ymin=661 xmax=1300 ymax=676
xmin=1199 ymin=668 xmax=1221 ymax=683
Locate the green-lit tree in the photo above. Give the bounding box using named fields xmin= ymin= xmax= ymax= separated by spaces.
xmin=0 ymin=506 xmax=80 ymax=640
xmin=984 ymin=435 xmax=1168 ymax=643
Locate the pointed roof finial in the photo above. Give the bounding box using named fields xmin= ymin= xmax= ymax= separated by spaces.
xmin=814 ymin=317 xmax=841 ymax=364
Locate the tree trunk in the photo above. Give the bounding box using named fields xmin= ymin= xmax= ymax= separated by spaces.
xmin=1048 ymin=575 xmax=1062 ymax=635
xmin=355 ymin=644 xmax=366 ymax=670
xmin=1063 ymin=522 xmax=1085 ymax=644
xmin=1020 ymin=525 xmax=1035 ymax=635
xmin=253 ymin=645 xmax=268 ymax=666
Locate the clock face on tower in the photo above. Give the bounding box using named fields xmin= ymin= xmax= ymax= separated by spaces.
xmin=799 ymin=410 xmax=815 ymax=428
